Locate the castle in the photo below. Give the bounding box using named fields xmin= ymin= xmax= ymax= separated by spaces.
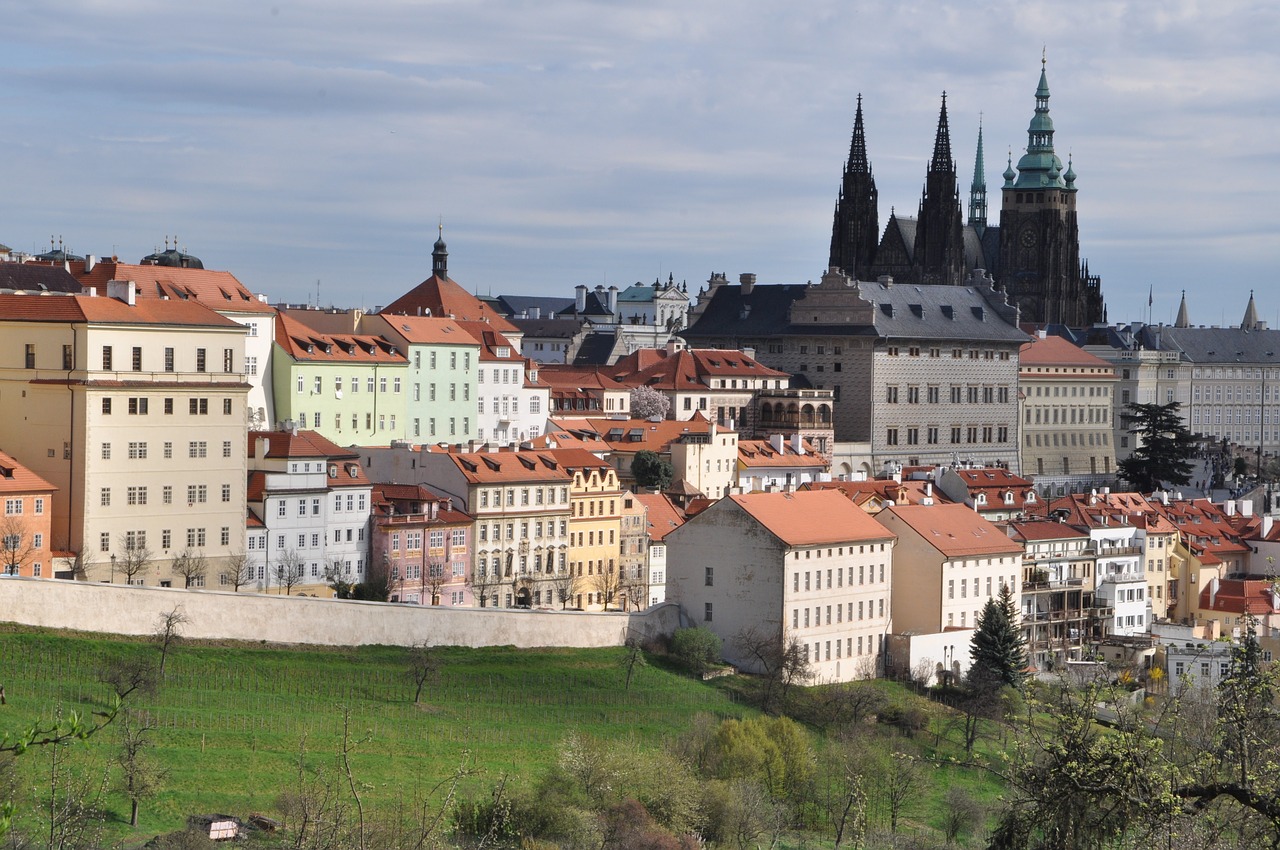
xmin=828 ymin=61 xmax=1105 ymax=327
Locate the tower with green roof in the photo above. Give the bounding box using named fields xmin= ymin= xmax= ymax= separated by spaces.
xmin=997 ymin=59 xmax=1104 ymax=325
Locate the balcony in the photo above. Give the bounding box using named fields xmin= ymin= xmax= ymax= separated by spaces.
xmin=1022 ymin=577 xmax=1085 ymax=591
xmin=1092 ymin=545 xmax=1143 ymax=558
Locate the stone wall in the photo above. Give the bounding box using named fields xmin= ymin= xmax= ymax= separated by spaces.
xmin=0 ymin=578 xmax=685 ymax=649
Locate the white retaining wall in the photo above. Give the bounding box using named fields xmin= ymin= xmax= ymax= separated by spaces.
xmin=0 ymin=578 xmax=685 ymax=648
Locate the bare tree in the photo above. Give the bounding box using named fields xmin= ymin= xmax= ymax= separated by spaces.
xmin=422 ymin=558 xmax=448 ymax=606
xmin=546 ymin=563 xmax=575 ymax=610
xmin=882 ymin=750 xmax=923 ymax=834
xmin=465 ymin=559 xmax=501 ymax=608
xmin=60 ymin=541 xmax=95 ymax=581
xmin=591 ymin=561 xmax=622 ymax=610
xmin=620 ymin=563 xmax=649 ymax=611
xmin=224 ymin=550 xmax=253 ymax=592
xmin=733 ymin=625 xmax=811 ymax=712
xmin=621 ymin=630 xmax=647 ymax=691
xmin=171 ymin=548 xmax=207 ymax=589
xmin=117 ymin=535 xmax=153 ymax=585
xmin=0 ymin=515 xmax=35 ymax=576
xmin=405 ymin=642 xmax=441 ymax=704
xmin=153 ymin=606 xmax=189 ymax=678
xmin=116 ymin=710 xmax=167 ymax=827
xmin=275 ymin=549 xmax=306 ymax=596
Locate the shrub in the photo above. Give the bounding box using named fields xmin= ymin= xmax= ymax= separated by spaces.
xmin=671 ymin=627 xmax=722 ymax=676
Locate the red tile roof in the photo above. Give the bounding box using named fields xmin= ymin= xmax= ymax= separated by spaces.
xmin=801 ymin=479 xmax=944 ymax=508
xmin=737 ymin=439 xmax=828 ymax=469
xmin=881 ymin=503 xmax=1025 ymax=558
xmin=0 ymin=449 xmax=56 ymax=495
xmin=1199 ymin=579 xmax=1279 ymax=616
xmin=70 ymin=259 xmax=274 ymax=314
xmin=381 ymin=274 xmax=517 ymax=333
xmin=728 ymin=490 xmax=895 ymax=547
xmin=0 ymin=292 xmax=241 ymax=328
xmin=629 ymin=491 xmax=686 ymax=542
xmin=609 ymin=347 xmax=787 ymax=390
xmin=423 ymin=446 xmax=575 ymax=485
xmin=274 ymin=312 xmax=407 ymax=364
xmin=375 ymin=315 xmax=475 ymax=346
xmin=1019 ymin=334 xmax=1116 ymax=371
xmin=248 ymin=429 xmax=358 ymax=461
xmin=550 ymin=413 xmax=726 ymax=453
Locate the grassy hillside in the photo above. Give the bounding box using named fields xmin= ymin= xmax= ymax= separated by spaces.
xmin=0 ymin=625 xmax=752 ymax=841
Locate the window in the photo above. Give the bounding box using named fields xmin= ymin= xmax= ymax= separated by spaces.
xmin=100 ymin=487 xmax=111 ymax=507
xmin=223 ymin=348 xmax=233 ymax=372
xmin=101 ymin=443 xmax=112 ymax=460
xmin=189 ymin=398 xmax=209 ymax=415
xmin=62 ymin=345 xmax=72 ymax=370
xmin=132 ymin=347 xmax=142 ymax=371
xmin=164 ymin=397 xmax=174 ymax=415
xmin=188 ymin=441 xmax=207 ymax=458
xmin=222 ymin=484 xmax=231 ymax=503
xmin=187 ymin=484 xmax=208 ymax=504
xmin=164 ymin=347 xmax=174 ymax=372
xmin=127 ymin=486 xmax=147 ymax=505
xmin=163 ymin=486 xmax=173 ymax=504
xmin=128 ymin=441 xmax=147 ymax=459
xmin=705 ymin=567 xmax=714 ymax=587
xmin=101 ymin=346 xmax=113 ymax=370
xmin=223 ymin=398 xmax=232 ymax=415
xmin=33 ymin=498 xmax=43 ymax=515
xmin=196 ymin=348 xmax=207 ymax=372
xmin=704 ymin=602 xmax=713 ymax=622
xmin=24 ymin=344 xmax=35 ymax=369
xmin=128 ymin=397 xmax=148 ymax=415
xmin=102 ymin=398 xmax=112 ymax=415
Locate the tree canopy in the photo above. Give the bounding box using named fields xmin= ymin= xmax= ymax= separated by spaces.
xmin=1117 ymin=401 xmax=1196 ymax=492
xmin=632 ymin=450 xmax=674 ymax=491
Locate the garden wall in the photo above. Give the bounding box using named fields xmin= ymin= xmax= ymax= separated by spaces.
xmin=0 ymin=578 xmax=686 ymax=648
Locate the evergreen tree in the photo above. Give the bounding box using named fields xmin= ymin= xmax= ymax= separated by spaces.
xmin=1117 ymin=401 xmax=1195 ymax=492
xmin=969 ymin=584 xmax=1028 ymax=689
xmin=632 ymin=450 xmax=674 ymax=491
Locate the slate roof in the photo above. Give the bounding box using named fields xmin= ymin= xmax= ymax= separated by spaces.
xmin=572 ymin=332 xmax=621 ymax=366
xmin=510 ymin=317 xmax=585 ymax=339
xmin=1136 ymin=325 xmax=1280 ymax=363
xmin=0 ymin=262 xmax=82 ymax=293
xmin=686 ymin=278 xmax=1026 ymax=344
xmin=497 ymin=294 xmax=575 ymax=317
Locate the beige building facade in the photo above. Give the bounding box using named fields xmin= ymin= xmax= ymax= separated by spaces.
xmin=0 ymin=289 xmax=250 ymax=585
xmin=1019 ymin=332 xmax=1117 ymax=477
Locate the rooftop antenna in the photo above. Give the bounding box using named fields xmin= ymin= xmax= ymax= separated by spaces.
xmin=316 ymin=279 xmax=321 ymax=308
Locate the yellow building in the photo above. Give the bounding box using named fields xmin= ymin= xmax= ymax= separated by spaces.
xmin=554 ymin=449 xmax=624 ymax=610
xmin=0 ymin=287 xmax=249 ymax=585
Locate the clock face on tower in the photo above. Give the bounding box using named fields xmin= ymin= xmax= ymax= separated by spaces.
xmin=1020 ymin=228 xmax=1038 ymax=248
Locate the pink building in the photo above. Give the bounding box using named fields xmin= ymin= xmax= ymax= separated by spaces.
xmin=371 ymin=483 xmax=472 ymax=606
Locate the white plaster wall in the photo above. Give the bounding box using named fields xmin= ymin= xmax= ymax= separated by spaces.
xmin=0 ymin=579 xmax=682 ymax=648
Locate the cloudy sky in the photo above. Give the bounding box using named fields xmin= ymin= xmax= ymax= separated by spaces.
xmin=1 ymin=1 xmax=1276 ymax=326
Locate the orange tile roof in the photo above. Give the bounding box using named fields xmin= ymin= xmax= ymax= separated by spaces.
xmin=248 ymin=429 xmax=359 ymax=461
xmin=274 ymin=312 xmax=407 ymax=364
xmin=609 ymin=347 xmax=787 ymax=390
xmin=375 ymin=315 xmax=475 ymax=346
xmin=381 ymin=274 xmax=517 ymax=333
xmin=728 ymin=490 xmax=895 ymax=547
xmin=801 ymin=479 xmax=945 ymax=508
xmin=70 ymin=260 xmax=274 ymax=314
xmin=630 ymin=491 xmax=686 ymax=542
xmin=1199 ymin=579 xmax=1278 ymax=616
xmin=455 ymin=320 xmax=522 ymax=361
xmin=0 ymin=292 xmax=241 ymax=328
xmin=550 ymin=413 xmax=726 ymax=453
xmin=881 ymin=503 xmax=1025 ymax=557
xmin=423 ymin=446 xmax=575 ymax=485
xmin=1002 ymin=519 xmax=1090 ymax=543
xmin=1019 ymin=333 xmax=1116 ymax=371
xmin=0 ymin=448 xmax=56 ymax=495
xmin=737 ymin=439 xmax=828 ymax=469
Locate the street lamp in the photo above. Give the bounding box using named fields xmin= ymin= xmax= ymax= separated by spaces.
xmin=110 ymin=553 xmax=116 ymax=584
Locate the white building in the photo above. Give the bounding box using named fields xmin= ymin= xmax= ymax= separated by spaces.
xmin=665 ymin=490 xmax=897 ymax=682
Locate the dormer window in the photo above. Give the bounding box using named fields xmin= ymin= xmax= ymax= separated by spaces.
xmin=496 ymin=347 xmax=511 ymax=358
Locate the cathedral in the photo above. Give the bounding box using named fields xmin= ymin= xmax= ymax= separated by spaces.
xmin=828 ymin=61 xmax=1105 ymax=327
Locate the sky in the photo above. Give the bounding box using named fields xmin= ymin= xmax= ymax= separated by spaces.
xmin=1 ymin=1 xmax=1277 ymax=327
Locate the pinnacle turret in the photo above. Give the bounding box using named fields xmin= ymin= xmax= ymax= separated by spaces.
xmin=848 ymin=94 xmax=870 ymax=174
xmin=1175 ymin=290 xmax=1189 ymax=328
xmin=1242 ymin=290 xmax=1260 ymax=330
xmin=968 ymin=119 xmax=988 ymax=228
xmin=930 ymin=93 xmax=954 ymax=173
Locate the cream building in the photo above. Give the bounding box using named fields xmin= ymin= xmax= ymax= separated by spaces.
xmin=1019 ymin=332 xmax=1117 ymax=478
xmin=0 ymin=287 xmax=249 ymax=584
xmin=876 ymin=503 xmax=1023 ymax=634
xmin=665 ymin=490 xmax=896 ymax=683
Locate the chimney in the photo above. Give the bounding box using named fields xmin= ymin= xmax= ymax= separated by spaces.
xmin=1264 ymin=515 xmax=1274 ymax=538
xmin=85 ymin=254 xmax=96 ymax=273
xmin=792 ymin=433 xmax=803 ymax=455
xmin=1226 ymin=500 xmax=1237 ymax=517
xmin=739 ymin=273 xmax=756 ymax=295
xmin=770 ymin=434 xmax=784 ymax=453
xmin=107 ymin=279 xmax=137 ymax=306
xmin=607 ymin=285 xmax=618 ymax=315
xmin=531 ymin=306 xmax=541 ymax=320
xmin=254 ymin=436 xmax=268 ymax=462
xmin=575 ymin=284 xmax=587 ymax=314
xmin=1242 ymin=500 xmax=1254 ymax=517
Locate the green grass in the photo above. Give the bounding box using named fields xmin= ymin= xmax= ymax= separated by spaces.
xmin=0 ymin=625 xmax=751 ymax=842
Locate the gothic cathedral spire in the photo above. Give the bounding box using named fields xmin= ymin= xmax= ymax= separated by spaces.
xmin=968 ymin=118 xmax=988 ymax=231
xmin=911 ymin=93 xmax=966 ymax=286
xmin=828 ymin=94 xmax=879 ymax=281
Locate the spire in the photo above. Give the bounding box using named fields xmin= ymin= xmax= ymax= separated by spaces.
xmin=848 ymin=94 xmax=870 ymax=174
xmin=968 ymin=118 xmax=988 ymax=227
xmin=431 ymin=221 xmax=448 ymax=279
xmin=1002 ymin=149 xmax=1016 ymax=188
xmin=1242 ymin=290 xmax=1260 ymax=330
xmin=1012 ymin=57 xmax=1066 ymax=189
xmin=930 ymin=92 xmax=954 ymax=172
xmin=1175 ymin=290 xmax=1190 ymax=328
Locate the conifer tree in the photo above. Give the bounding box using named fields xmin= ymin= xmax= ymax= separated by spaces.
xmin=969 ymin=584 xmax=1027 ymax=689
